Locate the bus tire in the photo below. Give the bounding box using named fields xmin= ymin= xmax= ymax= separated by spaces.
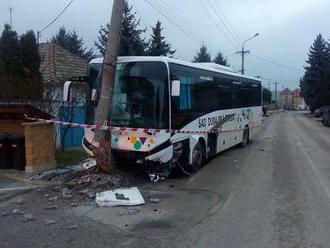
xmin=189 ymin=142 xmax=205 ymax=173
xmin=241 ymin=126 xmax=250 ymax=147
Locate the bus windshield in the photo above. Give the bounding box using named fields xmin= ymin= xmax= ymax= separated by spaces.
xmin=111 ymin=61 xmax=169 ymax=129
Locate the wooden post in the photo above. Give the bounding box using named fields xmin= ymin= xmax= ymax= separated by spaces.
xmin=94 ymin=0 xmax=125 ymax=172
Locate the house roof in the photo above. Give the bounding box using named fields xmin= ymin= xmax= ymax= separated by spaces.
xmin=0 ymin=103 xmax=53 ymax=120
xmin=39 ymin=43 xmax=88 ymax=84
xmin=280 ymin=88 xmax=292 ymax=95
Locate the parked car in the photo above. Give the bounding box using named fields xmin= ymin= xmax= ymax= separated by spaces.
xmin=313 ymin=108 xmax=323 ymax=118
xmin=322 ymin=106 xmax=330 ymax=127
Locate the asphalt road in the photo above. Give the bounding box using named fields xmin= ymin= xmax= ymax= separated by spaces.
xmin=1 ymin=111 xmax=330 ymax=248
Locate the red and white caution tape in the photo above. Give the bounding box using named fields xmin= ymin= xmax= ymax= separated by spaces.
xmin=24 ymin=115 xmax=261 ymax=134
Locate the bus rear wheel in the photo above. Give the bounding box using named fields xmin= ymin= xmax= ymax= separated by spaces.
xmin=241 ymin=127 xmax=250 ymax=147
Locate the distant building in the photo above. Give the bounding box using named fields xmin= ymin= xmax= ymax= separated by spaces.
xmin=279 ymin=88 xmax=306 ymax=110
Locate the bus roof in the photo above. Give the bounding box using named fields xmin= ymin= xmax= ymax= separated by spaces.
xmin=90 ymin=56 xmax=261 ymax=83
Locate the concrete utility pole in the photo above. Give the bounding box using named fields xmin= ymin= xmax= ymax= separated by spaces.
xmin=237 ymin=33 xmax=259 ymax=75
xmin=9 ymin=8 xmax=13 ymax=29
xmin=94 ymin=0 xmax=125 ymax=172
xmin=275 ymin=81 xmax=278 ymax=109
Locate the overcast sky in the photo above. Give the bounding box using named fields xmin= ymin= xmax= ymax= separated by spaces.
xmin=1 ymin=0 xmax=330 ymax=90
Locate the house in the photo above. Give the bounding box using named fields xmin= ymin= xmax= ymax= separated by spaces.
xmin=279 ymin=88 xmax=306 ymax=110
xmin=280 ymin=88 xmax=293 ymax=110
xmin=292 ymin=88 xmax=306 ymax=110
xmin=39 ymin=42 xmax=88 ymax=117
xmin=38 ymin=43 xmax=89 ymax=149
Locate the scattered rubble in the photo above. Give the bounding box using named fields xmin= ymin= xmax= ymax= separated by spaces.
xmin=12 ymin=209 xmax=24 ymax=215
xmin=45 ymin=219 xmax=56 ymax=225
xmin=16 ymin=198 xmax=25 ymax=205
xmin=45 ymin=205 xmax=58 ymax=210
xmin=23 ymin=214 xmax=35 ymax=222
xmin=128 ymin=207 xmax=141 ymax=215
xmin=48 ymin=196 xmax=59 ymax=201
xmin=1 ymin=211 xmax=10 ymax=217
xmin=149 ymin=198 xmax=160 ymax=203
xmin=66 ymin=225 xmax=78 ymax=230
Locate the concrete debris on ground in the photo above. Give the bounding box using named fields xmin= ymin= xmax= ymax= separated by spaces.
xmin=45 ymin=205 xmax=58 ymax=210
xmin=1 ymin=211 xmax=10 ymax=217
xmin=81 ymin=158 xmax=97 ymax=170
xmin=12 ymin=209 xmax=24 ymax=215
xmin=16 ymin=198 xmax=25 ymax=205
xmin=148 ymin=198 xmax=160 ymax=203
xmin=66 ymin=225 xmax=78 ymax=230
xmin=45 ymin=219 xmax=56 ymax=225
xmin=95 ymin=187 xmax=145 ymax=207
xmin=23 ymin=214 xmax=35 ymax=221
xmin=127 ymin=207 xmax=141 ymax=215
xmin=48 ymin=196 xmax=59 ymax=201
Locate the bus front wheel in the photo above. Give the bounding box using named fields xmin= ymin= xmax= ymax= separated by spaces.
xmin=241 ymin=127 xmax=250 ymax=147
xmin=189 ymin=142 xmax=205 ymax=172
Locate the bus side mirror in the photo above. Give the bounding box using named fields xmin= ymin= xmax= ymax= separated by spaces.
xmin=63 ymin=81 xmax=72 ymax=102
xmin=171 ymin=80 xmax=181 ymax=97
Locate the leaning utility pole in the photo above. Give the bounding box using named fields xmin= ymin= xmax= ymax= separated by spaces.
xmin=94 ymin=0 xmax=125 ymax=172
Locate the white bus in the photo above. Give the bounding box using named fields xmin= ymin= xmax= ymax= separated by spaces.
xmin=71 ymin=56 xmax=262 ymax=180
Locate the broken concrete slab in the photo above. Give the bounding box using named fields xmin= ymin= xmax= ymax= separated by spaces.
xmin=95 ymin=187 xmax=145 ymax=207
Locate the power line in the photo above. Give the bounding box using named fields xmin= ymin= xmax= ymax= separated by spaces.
xmin=194 ymin=0 xmax=238 ymax=49
xmin=144 ymin=0 xmax=201 ymax=45
xmin=153 ymin=0 xmax=217 ymax=47
xmin=205 ymin=0 xmax=240 ymax=47
xmin=250 ymin=53 xmax=303 ymax=72
xmin=211 ymin=0 xmax=240 ymax=42
xmin=39 ymin=0 xmax=74 ymax=34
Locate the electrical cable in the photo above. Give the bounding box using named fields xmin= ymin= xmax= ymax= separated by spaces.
xmin=144 ymin=0 xmax=201 ymax=45
xmin=250 ymin=53 xmax=303 ymax=72
xmin=205 ymin=0 xmax=240 ymax=47
xmin=39 ymin=0 xmax=74 ymax=33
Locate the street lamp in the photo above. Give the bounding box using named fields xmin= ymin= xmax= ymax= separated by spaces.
xmin=238 ymin=33 xmax=259 ymax=75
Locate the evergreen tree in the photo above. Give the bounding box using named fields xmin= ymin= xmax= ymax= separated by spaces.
xmin=0 ymin=26 xmax=42 ymax=100
xmin=300 ymin=34 xmax=330 ymax=111
xmin=146 ymin=21 xmax=175 ymax=56
xmin=51 ymin=27 xmax=94 ymax=61
xmin=20 ymin=30 xmax=43 ymax=99
xmin=213 ymin=52 xmax=229 ymax=66
xmin=262 ymin=88 xmax=272 ymax=104
xmin=193 ymin=45 xmax=211 ymax=63
xmin=95 ymin=1 xmax=147 ymax=56
xmin=21 ymin=30 xmax=40 ymax=75
xmin=0 ymin=24 xmax=22 ymax=76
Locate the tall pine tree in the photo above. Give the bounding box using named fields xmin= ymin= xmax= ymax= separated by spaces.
xmin=0 ymin=24 xmax=22 ymax=76
xmin=146 ymin=21 xmax=175 ymax=56
xmin=213 ymin=52 xmax=229 ymax=66
xmin=51 ymin=27 xmax=94 ymax=61
xmin=20 ymin=30 xmax=43 ymax=99
xmin=0 ymin=26 xmax=42 ymax=100
xmin=300 ymin=34 xmax=330 ymax=111
xmin=95 ymin=1 xmax=147 ymax=56
xmin=193 ymin=45 xmax=211 ymax=63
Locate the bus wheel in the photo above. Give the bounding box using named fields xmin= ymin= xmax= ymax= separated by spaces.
xmin=241 ymin=127 xmax=250 ymax=147
xmin=190 ymin=142 xmax=205 ymax=172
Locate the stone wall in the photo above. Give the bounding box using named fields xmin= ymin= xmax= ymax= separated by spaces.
xmin=23 ymin=122 xmax=56 ymax=173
